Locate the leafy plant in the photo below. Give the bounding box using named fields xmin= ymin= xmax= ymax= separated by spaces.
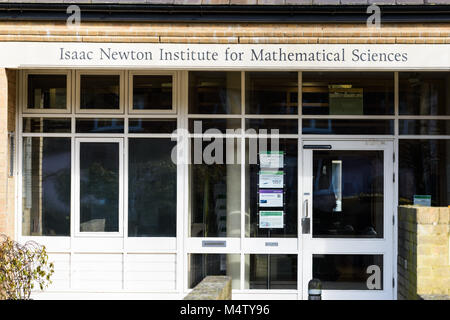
xmin=0 ymin=234 xmax=54 ymax=300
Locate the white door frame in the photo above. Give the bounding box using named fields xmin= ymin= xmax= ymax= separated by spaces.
xmin=301 ymin=139 xmax=395 ymax=300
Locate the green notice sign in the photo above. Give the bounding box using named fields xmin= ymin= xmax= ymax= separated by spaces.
xmin=259 ymin=211 xmax=284 ymax=229
xmin=413 ymin=195 xmax=431 ymax=206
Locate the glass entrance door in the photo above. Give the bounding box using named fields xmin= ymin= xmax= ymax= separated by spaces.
xmin=301 ymin=140 xmax=394 ymax=300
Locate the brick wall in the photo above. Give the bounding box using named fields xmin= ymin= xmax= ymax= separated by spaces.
xmin=0 ymin=21 xmax=448 ymax=44
xmin=398 ymin=206 xmax=450 ymax=299
xmin=0 ymin=69 xmax=16 ymax=239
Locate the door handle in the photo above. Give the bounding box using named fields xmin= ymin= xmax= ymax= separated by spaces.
xmin=302 ymin=199 xmax=311 ymax=234
xmin=304 ymin=199 xmax=309 ymax=218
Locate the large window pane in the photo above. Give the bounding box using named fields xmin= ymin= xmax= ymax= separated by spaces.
xmin=80 ymin=75 xmax=120 ymax=110
xmin=399 ymin=72 xmax=450 ymax=115
xmin=23 ymin=118 xmax=71 ymax=133
xmin=246 ymin=139 xmax=297 ymax=238
xmin=302 ymin=72 xmax=394 ymax=115
xmin=399 ymin=120 xmax=450 ymax=135
xmin=190 ymin=139 xmax=241 ymax=237
xmin=313 ymin=254 xmax=384 ymax=290
xmin=399 ymin=140 xmax=450 ymax=206
xmin=80 ymin=142 xmax=119 ymax=232
xmin=27 ymin=74 xmax=67 ymax=110
xmin=76 ymin=118 xmax=124 ymax=133
xmin=129 ymin=119 xmax=177 ymax=134
xmin=132 ymin=75 xmax=173 ymax=111
xmin=245 ymin=254 xmax=297 ymax=289
xmin=312 ymin=150 xmax=384 ymax=238
xmin=189 ymin=254 xmax=240 ymax=289
xmin=246 ymin=119 xmax=298 ymax=135
xmin=189 ymin=71 xmax=241 ymax=114
xmin=128 ymin=139 xmax=177 ymax=237
xmin=189 ymin=119 xmax=241 ymax=134
xmin=303 ymin=119 xmax=394 ymax=135
xmin=22 ymin=137 xmax=71 ymax=236
xmin=246 ymin=72 xmax=298 ymax=115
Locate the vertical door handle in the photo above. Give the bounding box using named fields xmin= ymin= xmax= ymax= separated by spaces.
xmin=302 ymin=199 xmax=311 ymax=234
xmin=304 ymin=199 xmax=309 ymax=218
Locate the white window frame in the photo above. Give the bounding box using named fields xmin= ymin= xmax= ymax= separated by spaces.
xmin=22 ymin=69 xmax=72 ymax=114
xmin=74 ymin=137 xmax=124 ymax=238
xmin=128 ymin=71 xmax=177 ymax=115
xmin=75 ymin=70 xmax=125 ymax=114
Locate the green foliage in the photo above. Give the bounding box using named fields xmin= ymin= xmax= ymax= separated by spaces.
xmin=0 ymin=234 xmax=55 ymax=300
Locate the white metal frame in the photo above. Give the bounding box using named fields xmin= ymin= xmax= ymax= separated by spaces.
xmin=128 ymin=70 xmax=178 ymax=115
xmin=22 ymin=69 xmax=72 ymax=114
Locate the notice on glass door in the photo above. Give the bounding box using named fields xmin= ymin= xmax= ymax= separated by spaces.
xmin=259 ymin=189 xmax=283 ymax=207
xmin=259 ymin=171 xmax=284 ymax=188
xmin=260 ymin=151 xmax=284 ymax=169
xmin=259 ymin=211 xmax=284 ymax=229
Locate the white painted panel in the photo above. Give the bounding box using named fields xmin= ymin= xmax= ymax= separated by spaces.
xmin=125 ymin=254 xmax=176 ymax=291
xmin=46 ymin=253 xmax=70 ymax=290
xmin=72 ymin=253 xmax=123 ymax=290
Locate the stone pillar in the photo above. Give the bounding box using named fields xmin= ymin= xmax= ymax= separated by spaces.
xmin=398 ymin=206 xmax=450 ymax=299
xmin=0 ymin=69 xmax=16 ymax=239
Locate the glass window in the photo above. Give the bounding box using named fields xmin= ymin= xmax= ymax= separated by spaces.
xmin=190 ymin=138 xmax=241 ymax=237
xmin=302 ymin=119 xmax=394 ymax=135
xmin=246 ymin=139 xmax=297 ymax=238
xmin=23 ymin=118 xmax=71 ymax=133
xmin=399 ymin=140 xmax=450 ymax=206
xmin=399 ymin=120 xmax=450 ymax=135
xmin=189 ymin=71 xmax=241 ymax=114
xmin=128 ymin=139 xmax=177 ymax=237
xmin=246 ymin=119 xmax=298 ymax=135
xmin=302 ymin=72 xmax=394 ymax=115
xmin=22 ymin=137 xmax=71 ymax=236
xmin=189 ymin=119 xmax=241 ymax=134
xmin=27 ymin=74 xmax=67 ymax=110
xmin=80 ymin=74 xmax=120 ymax=110
xmin=312 ymin=150 xmax=384 ymax=238
xmin=313 ymin=254 xmax=384 ymax=290
xmin=79 ymin=142 xmax=120 ymax=232
xmin=245 ymin=254 xmax=297 ymax=289
xmin=246 ymin=72 xmax=298 ymax=115
xmin=189 ymin=254 xmax=240 ymax=289
xmin=399 ymin=72 xmax=450 ymax=115
xmin=132 ymin=75 xmax=173 ymax=111
xmin=76 ymin=118 xmax=124 ymax=133
xmin=129 ymin=119 xmax=177 ymax=134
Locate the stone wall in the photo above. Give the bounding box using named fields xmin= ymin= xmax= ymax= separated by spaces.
xmin=184 ymin=276 xmax=232 ymax=300
xmin=398 ymin=206 xmax=450 ymax=299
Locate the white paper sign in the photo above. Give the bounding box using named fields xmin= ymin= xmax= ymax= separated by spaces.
xmin=259 ymin=211 xmax=284 ymax=229
xmin=259 ymin=171 xmax=284 ymax=188
xmin=260 ymin=151 xmax=284 ymax=169
xmin=259 ymin=189 xmax=283 ymax=207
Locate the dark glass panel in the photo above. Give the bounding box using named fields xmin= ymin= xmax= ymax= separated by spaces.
xmin=23 ymin=118 xmax=71 ymax=133
xmin=246 ymin=72 xmax=298 ymax=115
xmin=189 ymin=72 xmax=241 ymax=114
xmin=313 ymin=254 xmax=384 ymax=290
xmin=133 ymin=75 xmax=173 ymax=110
xmin=22 ymin=137 xmax=71 ymax=236
xmin=302 ymin=72 xmax=394 ymax=115
xmin=128 ymin=139 xmax=177 ymax=237
xmin=246 ymin=254 xmax=297 ymax=289
xmin=302 ymin=119 xmax=394 ymax=135
xmin=246 ymin=119 xmax=298 ymax=135
xmin=27 ymin=74 xmax=67 ymax=110
xmin=399 ymin=120 xmax=450 ymax=135
xmin=129 ymin=119 xmax=177 ymax=134
xmin=76 ymin=118 xmax=124 ymax=133
xmin=189 ymin=119 xmax=241 ymax=134
xmin=80 ymin=75 xmax=120 ymax=110
xmin=312 ymin=150 xmax=384 ymax=238
xmin=189 ymin=254 xmax=240 ymax=289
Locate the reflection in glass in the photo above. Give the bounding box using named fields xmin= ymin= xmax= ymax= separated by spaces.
xmin=246 ymin=139 xmax=297 ymax=238
xmin=399 ymin=120 xmax=450 ymax=135
xmin=22 ymin=138 xmax=71 ymax=236
xmin=302 ymin=72 xmax=394 ymax=115
xmin=312 ymin=150 xmax=384 ymax=238
xmin=80 ymin=143 xmax=119 ymax=232
xmin=245 ymin=254 xmax=297 ymax=289
xmin=399 ymin=140 xmax=450 ymax=206
xmin=80 ymin=75 xmax=120 ymax=110
xmin=303 ymin=119 xmax=394 ymax=135
xmin=189 ymin=72 xmax=241 ymax=114
xmin=399 ymin=72 xmax=450 ymax=115
xmin=76 ymin=118 xmax=124 ymax=133
xmin=23 ymin=118 xmax=71 ymax=133
xmin=133 ymin=75 xmax=173 ymax=110
xmin=129 ymin=119 xmax=177 ymax=134
xmin=189 ymin=254 xmax=240 ymax=289
xmin=313 ymin=254 xmax=383 ymax=290
xmin=190 ymin=139 xmax=241 ymax=237
xmin=27 ymin=74 xmax=67 ymax=110
xmin=128 ymin=139 xmax=177 ymax=237
xmin=246 ymin=72 xmax=298 ymax=114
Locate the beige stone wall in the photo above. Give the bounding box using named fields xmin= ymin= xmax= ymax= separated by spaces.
xmin=0 ymin=21 xmax=448 ymax=44
xmin=0 ymin=69 xmax=16 ymax=239
xmin=398 ymin=206 xmax=450 ymax=299
xmin=184 ymin=276 xmax=232 ymax=300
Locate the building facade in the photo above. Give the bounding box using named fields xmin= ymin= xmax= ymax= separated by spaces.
xmin=0 ymin=2 xmax=449 ymax=300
